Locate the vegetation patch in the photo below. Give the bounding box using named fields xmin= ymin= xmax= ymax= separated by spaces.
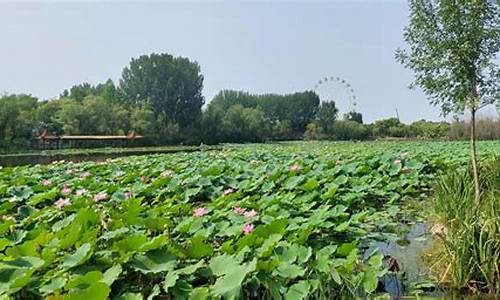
xmin=0 ymin=141 xmax=498 ymax=299
xmin=427 ymin=156 xmax=500 ymax=295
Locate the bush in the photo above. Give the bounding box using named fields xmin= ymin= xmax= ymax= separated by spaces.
xmin=408 ymin=120 xmax=450 ymax=139
xmin=331 ymin=120 xmax=371 ymax=140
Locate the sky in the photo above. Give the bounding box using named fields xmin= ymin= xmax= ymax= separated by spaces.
xmin=0 ymin=0 xmax=497 ymax=123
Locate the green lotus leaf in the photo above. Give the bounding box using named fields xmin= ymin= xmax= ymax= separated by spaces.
xmin=62 ymin=243 xmax=92 ymax=269
xmin=130 ymin=250 xmax=176 ymax=274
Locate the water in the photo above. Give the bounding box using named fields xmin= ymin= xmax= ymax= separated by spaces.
xmin=364 ymin=222 xmax=442 ymax=298
xmin=0 ymin=147 xmax=217 ymax=167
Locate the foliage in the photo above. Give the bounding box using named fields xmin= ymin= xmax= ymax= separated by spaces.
xmin=303 ymin=123 xmax=325 ymax=141
xmin=396 ymin=0 xmax=500 ymax=116
xmin=331 ymin=121 xmax=371 ymax=140
xmin=397 ymin=0 xmax=500 ymax=202
xmin=343 ymin=111 xmax=363 ymax=124
xmin=61 ymin=79 xmax=122 ymax=103
xmin=51 ymin=96 xmax=131 ymax=135
xmin=3 ymin=141 xmax=496 ymax=298
xmin=208 ymin=90 xmax=320 ymax=140
xmin=0 ymin=94 xmax=38 ymax=148
xmin=372 ymin=118 xmax=408 ymax=138
xmin=315 ymin=102 xmax=339 ymax=135
xmin=219 ymin=105 xmax=271 ymax=143
xmin=429 ymin=156 xmax=500 ymax=294
xmin=120 ymin=53 xmax=205 ymax=129
xmin=2 ymin=46 xmax=498 ymax=151
xmin=408 ymin=119 xmax=450 ymax=139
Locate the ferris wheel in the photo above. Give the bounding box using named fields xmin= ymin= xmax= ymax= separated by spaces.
xmin=314 ymin=76 xmax=357 ymax=114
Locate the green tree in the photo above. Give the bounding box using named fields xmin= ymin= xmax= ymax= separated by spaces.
xmin=372 ymin=118 xmax=406 ymax=137
xmin=131 ymin=105 xmax=156 ymax=135
xmin=61 ymin=79 xmax=121 ymax=102
xmin=304 ymin=123 xmax=325 ymax=140
xmin=408 ymin=119 xmax=450 ymax=138
xmin=120 ymin=53 xmax=204 ymax=128
xmin=61 ymin=82 xmax=94 ymax=101
xmin=53 ymin=95 xmax=133 ymax=135
xmin=343 ymin=111 xmax=363 ymax=124
xmin=257 ymin=91 xmax=320 ymax=133
xmin=208 ymin=90 xmax=320 ymax=138
xmin=34 ymin=100 xmax=64 ymax=136
xmin=94 ymin=79 xmax=122 ymax=103
xmin=396 ymin=0 xmax=500 ymax=203
xmin=200 ymin=104 xmax=225 ymax=144
xmin=316 ymin=101 xmax=339 ymax=135
xmin=332 ymin=120 xmax=371 ymax=140
xmin=54 ymin=98 xmax=86 ymax=134
xmin=0 ymin=94 xmax=38 ymax=148
xmin=220 ymin=105 xmax=271 ymax=142
xmin=272 ymin=120 xmax=294 ymax=140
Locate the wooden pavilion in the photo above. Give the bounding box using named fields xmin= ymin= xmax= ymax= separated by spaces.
xmin=36 ymin=131 xmax=143 ymax=149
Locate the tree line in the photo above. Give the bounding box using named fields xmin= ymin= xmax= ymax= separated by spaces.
xmin=0 ymin=52 xmax=498 ymax=150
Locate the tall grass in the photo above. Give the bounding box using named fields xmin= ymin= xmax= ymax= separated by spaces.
xmin=448 ymin=117 xmax=500 ymax=141
xmin=429 ymin=157 xmax=500 ymax=294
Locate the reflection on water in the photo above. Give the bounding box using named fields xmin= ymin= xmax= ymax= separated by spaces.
xmin=0 ymin=147 xmax=214 ymax=167
xmin=363 ymin=222 xmax=442 ymax=298
xmin=1 ymin=153 xmax=114 ymax=167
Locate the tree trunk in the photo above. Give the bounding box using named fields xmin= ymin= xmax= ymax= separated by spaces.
xmin=470 ymin=107 xmax=480 ymax=204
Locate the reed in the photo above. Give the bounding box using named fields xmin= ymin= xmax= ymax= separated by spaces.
xmin=429 ymin=157 xmax=500 ymax=294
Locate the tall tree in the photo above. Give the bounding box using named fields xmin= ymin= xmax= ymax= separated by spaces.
xmin=208 ymin=90 xmax=320 ymax=136
xmin=343 ymin=110 xmax=363 ymax=124
xmin=0 ymin=94 xmax=37 ymax=147
xmin=396 ymin=0 xmax=500 ymax=203
xmin=120 ymin=53 xmax=204 ymax=128
xmin=316 ymin=101 xmax=339 ymax=135
xmin=61 ymin=79 xmax=121 ymax=102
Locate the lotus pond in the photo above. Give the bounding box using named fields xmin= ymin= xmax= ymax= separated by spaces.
xmin=0 ymin=141 xmax=499 ymax=299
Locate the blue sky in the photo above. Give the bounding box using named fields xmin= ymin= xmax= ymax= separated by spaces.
xmin=1 ymin=0 xmax=495 ymax=123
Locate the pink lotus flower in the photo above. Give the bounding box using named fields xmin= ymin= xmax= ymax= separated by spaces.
xmin=233 ymin=207 xmax=246 ymax=215
xmin=242 ymin=224 xmax=254 ymax=235
xmin=76 ymin=188 xmax=88 ymax=196
xmin=54 ymin=198 xmax=71 ymax=209
xmin=393 ymin=159 xmax=402 ymax=165
xmin=193 ymin=207 xmax=208 ymax=217
xmin=93 ymin=192 xmax=108 ymax=201
xmin=80 ymin=171 xmax=91 ymax=178
xmin=41 ymin=179 xmax=52 ymax=186
xmin=223 ymin=188 xmax=234 ymax=196
xmin=124 ymin=190 xmax=134 ymax=199
xmin=140 ymin=176 xmax=146 ymax=182
xmin=250 ymin=160 xmax=260 ymax=165
xmin=65 ymin=169 xmax=75 ymax=175
xmin=290 ymin=164 xmax=300 ymax=172
xmin=243 ymin=209 xmax=258 ymax=218
xmin=61 ymin=186 xmax=72 ymax=195
xmin=161 ymin=170 xmax=174 ymax=178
